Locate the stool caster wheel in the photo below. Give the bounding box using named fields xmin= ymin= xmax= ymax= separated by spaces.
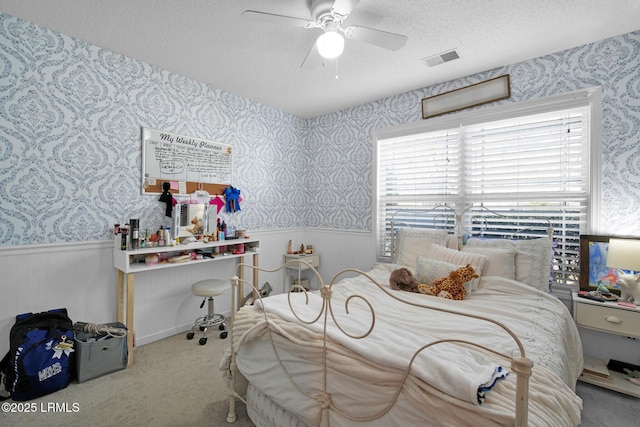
xmin=199 ymin=326 xmax=206 ymax=331
xmin=220 ymin=331 xmax=228 ymax=339
xmin=186 ymin=332 xmax=195 ymax=340
xmin=219 ymin=323 xmax=226 ymax=331
xmin=199 ymin=337 xmax=208 ymax=345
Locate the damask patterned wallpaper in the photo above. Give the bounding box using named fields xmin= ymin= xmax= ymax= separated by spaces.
xmin=1 ymin=13 xmax=639 ymax=245
xmin=0 ymin=14 xmax=306 ymax=245
xmin=303 ymin=31 xmax=640 ymax=235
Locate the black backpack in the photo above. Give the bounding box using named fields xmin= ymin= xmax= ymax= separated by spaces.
xmin=0 ymin=308 xmax=75 ymax=401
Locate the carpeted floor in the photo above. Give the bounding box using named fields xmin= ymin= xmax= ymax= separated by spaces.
xmin=1 ymin=328 xmax=638 ymax=426
xmin=575 ymin=381 xmax=637 ymax=427
xmin=1 ymin=328 xmax=253 ymax=427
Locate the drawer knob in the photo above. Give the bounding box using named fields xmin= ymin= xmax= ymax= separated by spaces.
xmin=605 ymin=315 xmax=622 ymax=324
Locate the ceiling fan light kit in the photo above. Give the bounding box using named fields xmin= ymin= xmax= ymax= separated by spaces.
xmin=317 ymin=22 xmax=345 ymax=59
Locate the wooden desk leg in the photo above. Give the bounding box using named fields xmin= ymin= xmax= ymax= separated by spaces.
xmin=116 ymin=269 xmax=134 ymax=367
xmin=116 ymin=269 xmax=125 ymax=324
xmin=126 ymin=273 xmax=134 ymax=367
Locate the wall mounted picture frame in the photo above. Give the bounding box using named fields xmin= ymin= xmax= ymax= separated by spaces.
xmin=421 ymin=74 xmax=511 ymax=119
xmin=578 ymin=234 xmax=638 ymax=295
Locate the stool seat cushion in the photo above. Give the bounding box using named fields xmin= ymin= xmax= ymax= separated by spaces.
xmin=192 ymin=279 xmax=231 ymax=297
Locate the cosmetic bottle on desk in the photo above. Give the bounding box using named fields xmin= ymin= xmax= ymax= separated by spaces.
xmin=130 ymin=219 xmax=140 ymax=250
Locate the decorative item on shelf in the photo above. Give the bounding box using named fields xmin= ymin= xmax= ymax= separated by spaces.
xmin=223 ymin=185 xmax=241 ymax=213
xmin=192 ymin=184 xmax=210 ymax=204
xmin=287 ymin=240 xmax=293 ymax=255
xmin=159 ymin=182 xmax=177 ymax=217
xmin=293 ymin=244 xmax=305 ymax=255
xmin=305 ymin=245 xmax=313 ymax=254
xmin=210 ymin=195 xmax=226 ymax=214
xmin=606 ymin=238 xmax=640 ymax=305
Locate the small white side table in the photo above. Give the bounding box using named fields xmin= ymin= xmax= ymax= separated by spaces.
xmin=283 ymin=253 xmax=320 ymax=292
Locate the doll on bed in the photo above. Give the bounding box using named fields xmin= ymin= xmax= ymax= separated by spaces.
xmin=389 ymin=267 xmax=421 ymax=292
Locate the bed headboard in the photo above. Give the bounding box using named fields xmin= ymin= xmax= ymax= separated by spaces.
xmin=389 ymin=204 xmax=458 ymax=261
xmin=389 ymin=204 xmax=554 ymax=260
xmin=460 ymin=205 xmax=553 ymax=240
xmin=388 ymin=205 xmax=555 ymax=292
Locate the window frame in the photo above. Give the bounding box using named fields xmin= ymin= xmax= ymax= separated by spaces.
xmin=374 ymin=87 xmax=602 ymax=292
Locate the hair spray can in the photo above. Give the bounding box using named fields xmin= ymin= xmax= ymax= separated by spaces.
xmin=130 ymin=219 xmax=140 ymax=250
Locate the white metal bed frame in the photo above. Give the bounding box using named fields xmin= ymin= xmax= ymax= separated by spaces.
xmin=226 ymin=205 xmax=555 ymax=426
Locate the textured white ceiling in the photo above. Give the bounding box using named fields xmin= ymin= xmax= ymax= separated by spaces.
xmin=2 ymin=0 xmax=640 ymax=118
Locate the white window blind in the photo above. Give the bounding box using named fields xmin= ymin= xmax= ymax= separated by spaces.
xmin=377 ymin=91 xmax=599 ymax=290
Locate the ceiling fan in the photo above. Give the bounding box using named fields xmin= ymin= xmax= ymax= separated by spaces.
xmin=242 ymin=0 xmax=408 ymax=68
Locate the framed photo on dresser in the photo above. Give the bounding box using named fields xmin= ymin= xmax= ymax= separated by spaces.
xmin=579 ymin=234 xmax=639 ymax=295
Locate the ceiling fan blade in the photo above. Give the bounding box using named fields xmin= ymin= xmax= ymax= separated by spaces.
xmin=332 ymin=0 xmax=361 ymax=17
xmin=343 ymin=25 xmax=408 ymax=50
xmin=300 ymin=42 xmax=323 ymax=69
xmin=242 ymin=10 xmax=312 ymax=28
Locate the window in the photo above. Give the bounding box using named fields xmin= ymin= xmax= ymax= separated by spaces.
xmin=376 ymin=88 xmax=602 ymax=290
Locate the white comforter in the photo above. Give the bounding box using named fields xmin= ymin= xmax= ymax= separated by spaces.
xmin=232 ymin=263 xmax=583 ymax=426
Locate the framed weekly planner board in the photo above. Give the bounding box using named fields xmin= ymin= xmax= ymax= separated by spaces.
xmin=141 ymin=127 xmax=232 ymax=195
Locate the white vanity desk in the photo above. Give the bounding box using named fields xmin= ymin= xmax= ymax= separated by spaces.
xmin=113 ymin=238 xmax=259 ymax=366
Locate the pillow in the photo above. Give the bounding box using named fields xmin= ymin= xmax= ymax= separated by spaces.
xmin=446 ymin=235 xmax=460 ymax=250
xmin=415 ymin=257 xmax=462 ymax=285
xmin=465 ymin=237 xmax=553 ymax=292
xmin=426 ymin=244 xmax=486 ymax=290
xmin=461 ymin=246 xmax=516 ymax=280
xmin=393 ymin=228 xmax=449 ymax=269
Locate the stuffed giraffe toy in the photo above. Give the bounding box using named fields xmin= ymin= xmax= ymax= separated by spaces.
xmin=418 ymin=263 xmax=478 ymax=300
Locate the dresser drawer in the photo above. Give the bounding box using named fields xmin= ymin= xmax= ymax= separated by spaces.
xmin=575 ymin=303 xmax=640 ymax=338
xmin=284 ymin=254 xmax=320 ymax=270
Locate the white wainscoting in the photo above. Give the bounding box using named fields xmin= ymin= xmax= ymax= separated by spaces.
xmin=1 ymin=240 xmax=117 ymax=356
xmin=0 ymin=229 xmax=377 ymax=356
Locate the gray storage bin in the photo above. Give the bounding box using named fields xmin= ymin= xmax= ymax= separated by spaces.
xmin=74 ymin=322 xmax=128 ymax=383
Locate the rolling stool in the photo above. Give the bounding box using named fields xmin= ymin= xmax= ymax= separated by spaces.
xmin=186 ymin=279 xmax=230 ymax=345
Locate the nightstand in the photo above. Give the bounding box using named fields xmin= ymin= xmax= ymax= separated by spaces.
xmin=283 ymin=253 xmax=320 ymax=292
xmin=572 ymin=291 xmax=640 ymax=397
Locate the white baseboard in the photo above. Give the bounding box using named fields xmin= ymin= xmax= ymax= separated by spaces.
xmin=135 ymin=322 xmax=193 ymax=347
xmin=134 ymin=310 xmax=233 ymax=347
